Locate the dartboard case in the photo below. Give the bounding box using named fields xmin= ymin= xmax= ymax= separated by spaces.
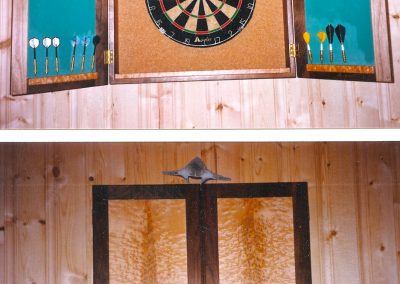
xmin=10 ymin=0 xmax=393 ymax=96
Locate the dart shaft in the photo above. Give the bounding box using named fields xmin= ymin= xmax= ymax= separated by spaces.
xmin=54 ymin=47 xmax=59 ymax=74
xmin=342 ymin=50 xmax=347 ymax=63
xmin=55 ymin=57 xmax=59 ymax=74
xmin=308 ymin=51 xmax=313 ymax=64
xmin=307 ymin=44 xmax=312 ymax=63
xmin=70 ymin=55 xmax=75 ymax=72
xmin=33 ymin=58 xmax=37 ymax=76
xmin=81 ymin=55 xmax=86 ymax=72
xmin=91 ymin=55 xmax=95 ymax=71
xmin=45 ymin=57 xmax=48 ymax=75
xmin=320 ymin=50 xmax=324 ymax=64
xmin=329 ymin=44 xmax=333 ymax=63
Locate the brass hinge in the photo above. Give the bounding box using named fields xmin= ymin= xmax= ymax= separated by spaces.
xmin=104 ymin=50 xmax=113 ymax=65
xmin=289 ymin=44 xmax=299 ymax=58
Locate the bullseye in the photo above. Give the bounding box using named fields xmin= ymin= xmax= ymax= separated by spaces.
xmin=146 ymin=0 xmax=255 ymax=47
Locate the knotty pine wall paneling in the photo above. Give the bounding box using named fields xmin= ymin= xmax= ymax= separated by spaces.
xmin=0 ymin=143 xmax=399 ymax=283
xmin=7 ymin=144 xmax=47 ymax=284
xmin=1 ymin=1 xmax=400 ymax=128
xmin=46 ymin=144 xmax=89 ymax=283
xmin=1 ymin=143 xmax=398 ymax=283
xmin=356 ymin=143 xmax=399 ymax=283
xmin=0 ymin=144 xmax=7 ymax=283
xmin=395 ymin=144 xmax=400 ymax=282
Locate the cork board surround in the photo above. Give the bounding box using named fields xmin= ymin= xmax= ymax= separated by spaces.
xmin=115 ymin=0 xmax=289 ymax=76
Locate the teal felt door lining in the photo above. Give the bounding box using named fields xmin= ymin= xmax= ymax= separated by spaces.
xmin=304 ymin=0 xmax=375 ymax=66
xmin=27 ymin=0 xmax=96 ymax=78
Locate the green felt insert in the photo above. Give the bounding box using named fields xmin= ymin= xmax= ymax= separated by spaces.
xmin=27 ymin=0 xmax=96 ymax=78
xmin=304 ymin=0 xmax=375 ymax=66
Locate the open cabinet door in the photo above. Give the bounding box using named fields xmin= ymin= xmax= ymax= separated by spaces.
xmin=92 ymin=183 xmax=311 ymax=284
xmin=10 ymin=0 xmax=108 ymax=95
xmin=293 ymin=0 xmax=393 ymax=82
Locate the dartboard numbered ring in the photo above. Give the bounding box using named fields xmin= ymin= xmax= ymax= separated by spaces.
xmin=146 ymin=0 xmax=256 ymax=48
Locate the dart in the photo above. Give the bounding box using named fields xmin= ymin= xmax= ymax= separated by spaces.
xmin=335 ymin=24 xmax=347 ymax=63
xmin=317 ymin=31 xmax=327 ymax=64
xmin=70 ymin=36 xmax=79 ymax=72
xmin=52 ymin=37 xmax=60 ymax=74
xmin=81 ymin=37 xmax=89 ymax=72
xmin=29 ymin=38 xmax=39 ymax=76
xmin=43 ymin=37 xmax=52 ymax=75
xmin=326 ymin=24 xmax=335 ymax=63
xmin=303 ymin=32 xmax=312 ymax=63
xmin=91 ymin=35 xmax=100 ymax=71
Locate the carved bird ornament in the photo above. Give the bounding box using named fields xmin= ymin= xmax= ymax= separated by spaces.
xmin=162 ymin=157 xmax=231 ymax=184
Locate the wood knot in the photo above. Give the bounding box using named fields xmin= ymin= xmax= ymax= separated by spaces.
xmin=0 ymin=38 xmax=11 ymax=49
xmin=216 ymin=103 xmax=224 ymax=111
xmin=380 ymin=244 xmax=385 ymax=251
xmin=392 ymin=14 xmax=400 ymax=19
xmin=240 ymin=157 xmax=245 ymax=162
xmin=258 ymin=157 xmax=263 ymax=161
xmin=322 ymin=100 xmax=326 ymax=106
xmin=39 ymin=219 xmax=46 ymax=225
xmin=88 ymin=176 xmax=95 ymax=182
xmin=327 ymin=230 xmax=337 ymax=240
xmin=52 ymin=166 xmax=60 ymax=178
xmin=327 ymin=162 xmax=331 ymax=168
xmin=369 ymin=180 xmax=374 ymax=186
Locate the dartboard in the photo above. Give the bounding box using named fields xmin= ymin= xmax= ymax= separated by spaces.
xmin=146 ymin=0 xmax=255 ymax=48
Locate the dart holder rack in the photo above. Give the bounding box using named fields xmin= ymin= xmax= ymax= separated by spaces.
xmin=10 ymin=0 xmax=393 ymax=96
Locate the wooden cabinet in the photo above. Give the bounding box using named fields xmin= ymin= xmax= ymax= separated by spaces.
xmin=92 ymin=183 xmax=311 ymax=284
xmin=11 ymin=0 xmax=393 ymax=96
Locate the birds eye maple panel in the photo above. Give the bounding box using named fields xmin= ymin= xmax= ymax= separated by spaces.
xmin=10 ymin=0 xmax=392 ymax=95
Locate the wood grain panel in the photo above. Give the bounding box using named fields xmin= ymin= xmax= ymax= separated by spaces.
xmin=317 ymin=143 xmax=362 ymax=284
xmin=218 ymin=197 xmax=295 ymax=283
xmin=10 ymin=0 xmax=28 ymax=95
xmin=46 ymin=143 xmax=88 ymax=284
xmin=12 ymin=144 xmax=47 ymax=284
xmin=353 ymin=82 xmax=381 ymax=127
xmin=394 ymin=143 xmax=400 ymax=282
xmin=356 ymin=143 xmax=399 ymax=283
xmin=2 ymin=144 xmax=14 ymax=284
xmin=75 ymin=86 xmax=113 ymax=128
xmin=0 ymin=0 xmax=11 ymax=129
xmin=280 ymin=79 xmax=311 ymax=128
xmin=388 ymin=0 xmax=400 ymax=127
xmin=0 ymin=144 xmax=8 ymax=283
xmin=171 ymin=81 xmax=210 ymax=129
xmin=109 ymin=200 xmax=187 ymax=284
xmin=370 ymin=0 xmax=393 ymax=82
xmin=37 ymin=91 xmax=73 ymax=128
xmin=240 ymin=80 xmax=277 ymax=128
